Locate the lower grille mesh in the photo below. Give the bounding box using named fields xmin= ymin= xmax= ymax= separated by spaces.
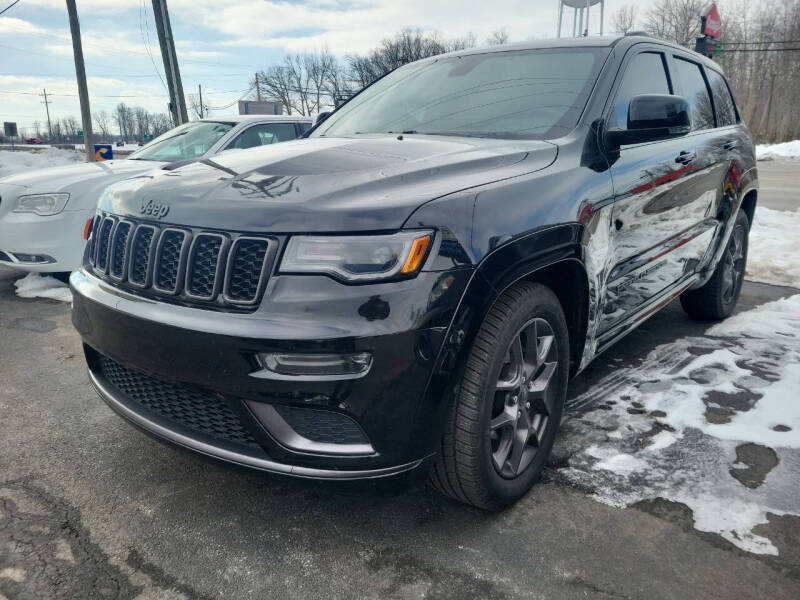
xmin=273 ymin=405 xmax=369 ymax=445
xmin=98 ymin=356 xmax=261 ymax=450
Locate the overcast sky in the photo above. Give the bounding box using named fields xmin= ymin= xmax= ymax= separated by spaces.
xmin=1 ymin=0 xmax=651 ymax=130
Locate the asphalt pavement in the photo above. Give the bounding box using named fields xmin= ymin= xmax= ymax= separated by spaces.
xmin=0 ymin=161 xmax=798 ymax=599
xmin=755 ymin=159 xmax=800 ymax=212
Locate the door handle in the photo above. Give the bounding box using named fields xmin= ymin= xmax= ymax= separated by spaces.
xmin=723 ymin=140 xmax=738 ymax=151
xmin=675 ymin=151 xmax=696 ymax=165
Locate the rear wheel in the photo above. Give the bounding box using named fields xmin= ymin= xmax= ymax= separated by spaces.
xmin=428 ymin=281 xmax=569 ymax=510
xmin=680 ymin=209 xmax=749 ymax=321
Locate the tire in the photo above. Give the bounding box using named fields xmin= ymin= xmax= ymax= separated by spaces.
xmin=52 ymin=272 xmax=72 ymax=284
xmin=680 ymin=209 xmax=749 ymax=321
xmin=428 ymin=281 xmax=570 ymax=510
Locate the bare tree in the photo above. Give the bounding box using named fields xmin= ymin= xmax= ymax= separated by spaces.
xmin=151 ymin=112 xmax=172 ymax=137
xmin=94 ymin=110 xmax=112 ymax=140
xmin=188 ymin=93 xmax=209 ymax=119
xmin=644 ymin=0 xmax=705 ymax=47
xmin=346 ymin=28 xmax=476 ymax=88
xmin=486 ymin=28 xmax=509 ymax=46
xmin=133 ymin=107 xmax=152 ymax=142
xmin=611 ymin=4 xmax=639 ymax=34
xmin=256 ymin=63 xmax=297 ymax=115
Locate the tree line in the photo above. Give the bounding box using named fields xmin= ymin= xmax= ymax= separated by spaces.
xmin=14 ymin=103 xmax=173 ymax=144
xmin=611 ymin=0 xmax=800 ymax=143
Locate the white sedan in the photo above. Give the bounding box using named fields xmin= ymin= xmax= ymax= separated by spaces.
xmin=0 ymin=115 xmax=312 ymax=273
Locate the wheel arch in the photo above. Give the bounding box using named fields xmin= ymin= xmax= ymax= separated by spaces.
xmin=407 ymin=224 xmax=590 ymax=463
xmin=740 ymin=188 xmax=757 ymax=229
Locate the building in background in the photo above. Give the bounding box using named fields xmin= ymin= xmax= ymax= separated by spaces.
xmin=238 ymin=101 xmax=283 ymax=116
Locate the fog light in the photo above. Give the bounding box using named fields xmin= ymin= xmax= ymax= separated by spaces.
xmin=11 ymin=252 xmax=55 ymax=264
xmin=256 ymin=352 xmax=372 ymax=380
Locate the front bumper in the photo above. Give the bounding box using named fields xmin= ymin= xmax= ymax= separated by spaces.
xmin=71 ymin=264 xmax=471 ymax=478
xmin=0 ymin=208 xmax=92 ymax=272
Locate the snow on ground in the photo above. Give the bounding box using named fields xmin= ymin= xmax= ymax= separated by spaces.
xmin=559 ymin=294 xmax=800 ymax=555
xmin=756 ymin=140 xmax=800 ymax=161
xmin=0 ymin=148 xmax=83 ymax=179
xmin=14 ymin=273 xmax=72 ymax=303
xmin=747 ymin=207 xmax=800 ymax=288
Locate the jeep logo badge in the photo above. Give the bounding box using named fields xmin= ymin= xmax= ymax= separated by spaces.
xmin=139 ymin=199 xmax=170 ymax=220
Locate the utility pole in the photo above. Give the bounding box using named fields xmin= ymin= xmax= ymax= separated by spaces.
xmin=198 ymin=84 xmax=203 ymax=118
xmin=66 ymin=0 xmax=94 ymax=161
xmin=255 ymin=72 xmax=262 ymax=101
xmin=40 ymin=88 xmax=53 ymax=141
xmin=151 ymin=0 xmax=187 ymax=125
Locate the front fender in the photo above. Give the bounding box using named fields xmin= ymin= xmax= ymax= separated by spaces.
xmin=404 ymin=224 xmax=588 ymax=460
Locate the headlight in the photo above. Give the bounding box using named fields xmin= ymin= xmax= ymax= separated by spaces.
xmin=14 ymin=193 xmax=70 ymax=216
xmin=280 ymin=231 xmax=433 ymax=282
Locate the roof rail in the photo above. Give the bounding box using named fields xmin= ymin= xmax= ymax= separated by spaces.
xmin=624 ymin=31 xmax=652 ymax=37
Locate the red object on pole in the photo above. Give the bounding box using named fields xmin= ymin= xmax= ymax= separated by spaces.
xmin=702 ymin=3 xmax=722 ymax=38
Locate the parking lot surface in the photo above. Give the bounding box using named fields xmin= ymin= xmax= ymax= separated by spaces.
xmin=1 ymin=262 xmax=798 ymax=599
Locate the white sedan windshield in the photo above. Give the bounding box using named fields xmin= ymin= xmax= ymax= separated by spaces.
xmin=129 ymin=121 xmax=234 ymax=162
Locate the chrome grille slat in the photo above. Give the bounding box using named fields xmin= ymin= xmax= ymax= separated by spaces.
xmin=186 ymin=233 xmax=227 ymax=300
xmin=109 ymin=221 xmax=133 ymax=280
xmin=152 ymin=229 xmax=189 ymax=295
xmin=223 ymin=237 xmax=271 ymax=305
xmin=87 ymin=215 xmax=103 ymax=266
xmin=95 ymin=216 xmax=116 ymax=272
xmin=87 ymin=212 xmax=272 ymax=312
xmin=128 ymin=225 xmax=157 ymax=287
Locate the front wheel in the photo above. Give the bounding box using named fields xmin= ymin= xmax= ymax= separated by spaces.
xmin=680 ymin=208 xmax=749 ymax=321
xmin=428 ymin=281 xmax=569 ymax=510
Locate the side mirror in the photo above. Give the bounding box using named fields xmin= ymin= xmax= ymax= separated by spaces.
xmin=313 ymin=111 xmax=332 ymax=128
xmin=605 ymin=94 xmax=691 ymax=148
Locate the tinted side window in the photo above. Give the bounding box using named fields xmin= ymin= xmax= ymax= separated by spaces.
xmin=706 ymin=69 xmax=738 ymax=127
xmin=229 ymin=123 xmax=297 ymax=150
xmin=610 ymin=52 xmax=671 ymax=130
xmin=297 ymin=122 xmax=312 ymax=135
xmin=672 ymin=58 xmax=714 ymax=131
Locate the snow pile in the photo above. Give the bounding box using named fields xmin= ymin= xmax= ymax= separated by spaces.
xmin=14 ymin=273 xmax=72 ymax=303
xmin=756 ymin=140 xmax=800 ymax=160
xmin=559 ymin=294 xmax=800 ymax=555
xmin=747 ymin=207 xmax=800 ymax=288
xmin=0 ymin=148 xmax=83 ymax=179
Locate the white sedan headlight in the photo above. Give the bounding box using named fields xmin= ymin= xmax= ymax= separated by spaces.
xmin=14 ymin=193 xmax=70 ymax=216
xmin=280 ymin=231 xmax=433 ymax=282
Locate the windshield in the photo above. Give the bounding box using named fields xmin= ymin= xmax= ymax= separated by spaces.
xmin=314 ymin=48 xmax=609 ymax=140
xmin=129 ymin=121 xmax=235 ymax=162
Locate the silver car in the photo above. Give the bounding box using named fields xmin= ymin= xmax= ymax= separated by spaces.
xmin=0 ymin=115 xmax=312 ymax=273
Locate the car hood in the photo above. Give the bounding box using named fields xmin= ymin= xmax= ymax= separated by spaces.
xmin=100 ymin=135 xmax=558 ymax=232
xmin=0 ymin=158 xmax=161 ymax=191
xmin=0 ymin=158 xmax=164 ymax=217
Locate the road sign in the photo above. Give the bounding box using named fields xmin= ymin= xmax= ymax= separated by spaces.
xmin=4 ymin=122 xmax=17 ymax=137
xmin=77 ymin=130 xmax=84 ymax=139
xmin=93 ymin=144 xmax=113 ymax=162
xmin=702 ymin=3 xmax=722 ymax=38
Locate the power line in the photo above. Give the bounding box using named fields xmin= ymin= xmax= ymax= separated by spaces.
xmin=722 ymin=40 xmax=800 ymax=45
xmin=723 ymin=47 xmax=800 ymax=52
xmin=2 ymin=20 xmax=262 ymax=70
xmin=0 ymin=0 xmax=21 ymax=17
xmin=140 ymin=0 xmax=168 ymax=94
xmin=0 ymin=88 xmax=166 ymax=98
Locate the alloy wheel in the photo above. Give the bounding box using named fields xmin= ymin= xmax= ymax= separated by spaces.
xmin=722 ymin=223 xmax=746 ymax=304
xmin=489 ymin=317 xmax=559 ymax=479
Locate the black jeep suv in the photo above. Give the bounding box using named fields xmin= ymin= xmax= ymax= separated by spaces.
xmin=71 ymin=35 xmax=757 ymax=509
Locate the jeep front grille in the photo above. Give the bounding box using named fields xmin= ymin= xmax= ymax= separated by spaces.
xmin=87 ymin=211 xmax=275 ymax=311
